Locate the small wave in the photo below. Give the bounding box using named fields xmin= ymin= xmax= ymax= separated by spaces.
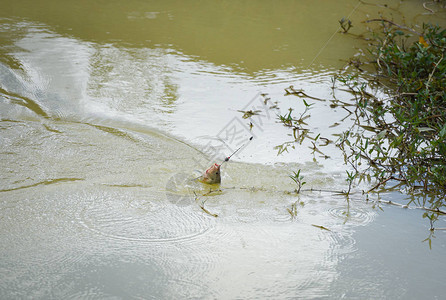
xmin=76 ymin=193 xmax=215 ymax=244
xmin=327 ymin=205 xmax=376 ymax=226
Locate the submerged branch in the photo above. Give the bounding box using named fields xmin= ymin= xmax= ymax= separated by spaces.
xmin=284 ymin=85 xmax=326 ymax=101
xmin=364 ymin=18 xmax=422 ymax=36
xmin=367 ymin=176 xmax=406 ymax=193
xmin=194 ymin=192 xmax=219 ymax=217
xmin=423 ymin=1 xmax=436 ymax=14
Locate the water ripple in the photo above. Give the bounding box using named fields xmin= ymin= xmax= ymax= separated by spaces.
xmin=76 ymin=193 xmax=215 ymax=244
xmin=327 ymin=205 xmax=376 ymax=226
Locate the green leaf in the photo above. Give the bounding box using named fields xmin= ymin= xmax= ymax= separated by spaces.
xmin=439 ymin=124 xmax=446 ymax=138
xmin=417 ymin=127 xmax=435 ymax=132
xmin=376 ymin=129 xmax=387 ymax=140
xmin=360 ymin=125 xmax=378 ymax=132
xmin=390 ymin=134 xmax=404 ymax=148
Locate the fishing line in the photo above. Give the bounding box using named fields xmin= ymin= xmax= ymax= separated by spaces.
xmin=220 ymin=136 xmax=253 ymax=165
xmin=307 ymin=0 xmax=362 ymax=69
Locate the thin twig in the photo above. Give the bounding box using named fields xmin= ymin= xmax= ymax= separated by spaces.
xmin=426 ymin=54 xmax=444 ymax=92
xmin=200 ymin=203 xmax=218 ymax=217
xmin=368 ymin=176 xmax=394 ymax=193
xmin=194 ymin=192 xmax=218 ymax=217
xmin=311 ymin=224 xmax=331 ymax=231
xmin=285 ymin=86 xmax=326 ymax=101
xmin=423 ymin=2 xmax=435 ymax=14
xmin=365 ymin=19 xmax=422 ymax=36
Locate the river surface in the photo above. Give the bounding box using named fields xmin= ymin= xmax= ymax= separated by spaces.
xmin=1 ymin=0 xmax=446 ymax=299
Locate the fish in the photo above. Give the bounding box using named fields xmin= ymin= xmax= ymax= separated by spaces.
xmin=197 ymin=136 xmax=253 ymax=185
xmin=200 ymin=163 xmax=221 ymax=184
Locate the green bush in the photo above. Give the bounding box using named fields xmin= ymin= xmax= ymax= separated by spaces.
xmin=338 ymin=22 xmax=446 ymax=203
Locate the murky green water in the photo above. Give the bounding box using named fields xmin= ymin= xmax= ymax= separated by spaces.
xmin=1 ymin=0 xmax=446 ymax=299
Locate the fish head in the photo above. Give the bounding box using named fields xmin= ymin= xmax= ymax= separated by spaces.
xmin=202 ymin=163 xmax=221 ymax=184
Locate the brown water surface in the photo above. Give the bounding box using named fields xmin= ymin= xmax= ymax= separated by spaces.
xmin=1 ymin=1 xmax=446 ymax=298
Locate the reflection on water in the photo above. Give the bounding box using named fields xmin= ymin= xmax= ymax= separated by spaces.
xmin=1 ymin=0 xmax=446 ymax=299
